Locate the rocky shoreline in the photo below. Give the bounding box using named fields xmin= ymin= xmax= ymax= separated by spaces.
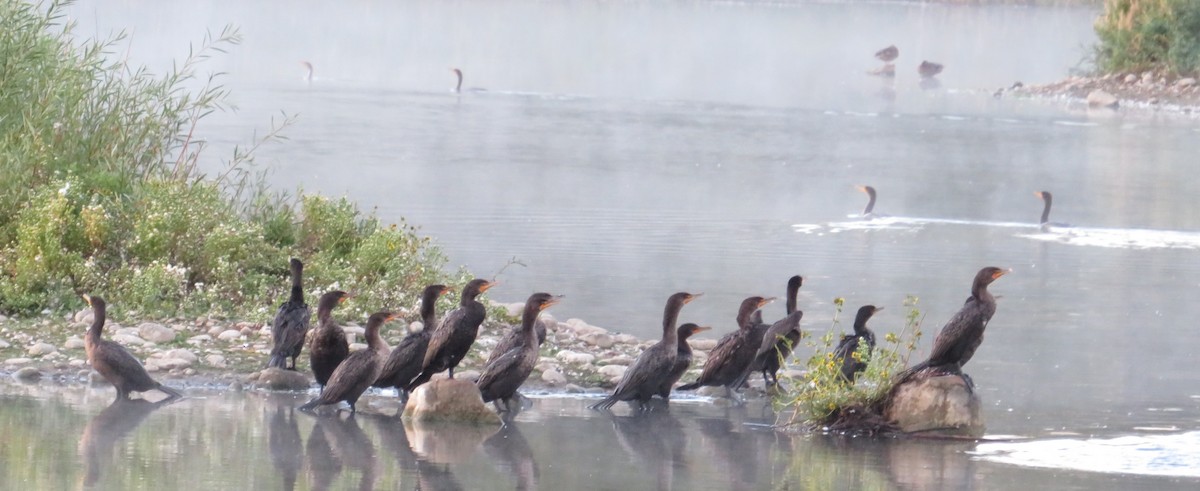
xmin=0 ymin=300 xmax=797 ymax=400
xmin=997 ymin=70 xmax=1200 ymax=115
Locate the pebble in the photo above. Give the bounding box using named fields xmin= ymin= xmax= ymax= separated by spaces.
xmin=614 ymin=334 xmax=639 ymax=345
xmin=457 ymin=370 xmax=481 ymax=382
xmin=6 ymin=357 xmax=33 ymax=366
xmin=69 ymin=359 xmax=86 ymax=367
xmin=598 ymin=365 xmax=627 ymax=380
xmin=206 ymin=355 xmax=227 ymax=368
xmin=187 ymin=334 xmax=212 ymax=345
xmin=63 ymin=337 xmax=85 ymax=350
xmin=164 ymin=348 xmax=198 ymax=363
xmin=556 ymin=350 xmax=595 ymax=365
xmin=13 ymin=367 xmax=41 ymax=382
xmin=343 ymin=325 xmax=365 ymax=336
xmin=349 ymin=342 xmax=368 ymax=352
xmin=73 ymin=308 xmax=93 ymax=323
xmin=207 ymin=325 xmax=226 ymax=337
xmin=582 ymin=332 xmax=615 ymax=349
xmin=541 ymin=369 xmax=567 ymax=386
xmin=27 ymin=342 xmax=57 ymax=356
xmin=408 ymin=321 xmax=424 ymax=334
xmin=115 ymin=327 xmax=140 ymax=337
xmin=239 ymin=327 xmax=254 ymax=337
xmin=0 ymin=314 xmax=7 ymax=322
xmin=690 ymin=339 xmax=718 ymax=351
xmin=0 ymin=340 xmax=9 ymax=349
xmin=228 ymin=380 xmax=244 ymax=391
xmin=599 ymin=355 xmax=634 ymax=366
xmin=1179 ymin=77 xmax=1198 ymax=89
xmin=88 ymin=371 xmax=108 ymax=385
xmin=1124 ymin=73 xmax=1138 ymax=84
xmin=217 ymin=330 xmax=242 ymax=341
xmin=184 ymin=368 xmax=197 ymax=376
xmin=563 ymin=384 xmax=585 ymax=393
xmin=138 ymin=322 xmax=176 ymax=343
xmin=112 ymin=334 xmax=145 ymax=346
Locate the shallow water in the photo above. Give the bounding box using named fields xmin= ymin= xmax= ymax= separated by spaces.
xmin=37 ymin=0 xmax=1200 ymax=486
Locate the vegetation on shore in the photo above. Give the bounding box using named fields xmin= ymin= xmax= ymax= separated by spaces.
xmin=1095 ymin=0 xmax=1200 ymax=76
xmin=0 ymin=0 xmax=462 ymax=323
xmin=775 ymin=297 xmax=924 ymax=433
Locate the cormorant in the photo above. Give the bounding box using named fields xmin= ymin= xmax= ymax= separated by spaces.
xmin=677 ymin=296 xmax=774 ymax=402
xmin=589 ymin=292 xmax=701 ymax=410
xmin=300 ymin=311 xmax=399 ymax=413
xmin=857 ymin=185 xmax=880 ymax=218
xmin=919 ymin=61 xmax=944 ymax=78
xmin=82 ymin=295 xmax=182 ymax=402
xmin=659 ymin=323 xmax=711 ymax=400
xmin=268 ymin=258 xmax=312 ymax=370
xmin=407 ymin=279 xmax=496 ymax=391
xmin=476 ymin=292 xmax=561 ymax=411
xmin=899 ymin=267 xmax=1008 ymax=388
xmin=875 ymin=45 xmax=899 ymax=62
xmin=1036 ymin=190 xmax=1069 ymax=230
xmin=744 ymin=275 xmax=804 ymax=387
xmin=374 ymin=284 xmax=450 ymax=402
xmin=308 ymin=290 xmax=353 ymax=388
xmin=833 ymin=305 xmax=882 ymax=383
xmin=488 ymin=317 xmax=549 ymax=364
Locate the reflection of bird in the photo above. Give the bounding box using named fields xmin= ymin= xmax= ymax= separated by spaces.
xmin=82 ymin=295 xmax=182 ymax=402
xmin=1035 ymin=191 xmax=1070 ymax=231
xmin=918 ymin=61 xmax=944 ymax=78
xmin=695 ymin=415 xmax=760 ymax=491
xmin=833 ymin=305 xmax=882 ymax=383
xmin=743 ymin=275 xmax=804 ymax=387
xmin=659 ymin=323 xmax=711 ymax=399
xmin=301 ymin=61 xmax=314 ymax=83
xmin=477 ymin=293 xmax=561 ymax=412
xmin=267 ymin=405 xmax=304 ymax=491
xmin=320 ymin=414 xmax=378 ymax=491
xmin=362 ymin=413 xmax=420 ymax=474
xmin=857 ymin=185 xmax=880 ymax=218
xmin=305 ymin=417 xmax=343 ymax=491
xmin=610 ymin=410 xmax=687 ymax=491
xmin=408 ymin=279 xmax=496 ymax=390
xmin=590 ymin=292 xmax=701 ymax=410
xmin=483 ymin=423 xmax=540 ymax=491
xmin=875 ymin=45 xmax=899 ymax=62
xmin=416 ymin=459 xmax=465 ymax=491
xmin=309 ymin=291 xmax=353 ymax=388
xmin=269 ymin=258 xmax=312 ymax=370
xmin=301 ymin=311 xmax=400 ymax=413
xmin=450 ymin=68 xmax=487 ymax=93
xmin=899 ymin=267 xmax=1008 ymax=388
xmin=375 ymin=284 xmax=450 ymax=403
xmin=79 ymin=399 xmax=166 ymax=487
xmin=678 ymin=296 xmax=774 ymax=402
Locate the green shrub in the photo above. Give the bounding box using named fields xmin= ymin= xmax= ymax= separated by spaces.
xmin=1095 ymin=0 xmax=1200 ymax=75
xmin=776 ymin=296 xmax=925 ymax=431
xmin=0 ymin=1 xmax=462 ymax=323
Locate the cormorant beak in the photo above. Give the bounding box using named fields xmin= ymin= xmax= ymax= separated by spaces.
xmin=873 ymin=306 xmax=885 ymax=313
xmin=696 ymin=326 xmax=712 ymax=332
xmin=480 ymin=281 xmax=497 ymax=292
xmin=856 ymin=185 xmax=869 ymax=193
xmin=992 ymin=269 xmax=1011 ymax=279
xmin=684 ymin=293 xmax=703 ymax=304
xmin=386 ymin=312 xmax=403 ymax=322
xmin=440 ymin=286 xmax=451 ymax=295
xmin=82 ymin=294 xmax=91 ymax=306
xmin=541 ymin=296 xmax=564 ymax=310
xmin=758 ymin=297 xmax=777 ymax=308
xmin=339 ymin=293 xmax=355 ymax=303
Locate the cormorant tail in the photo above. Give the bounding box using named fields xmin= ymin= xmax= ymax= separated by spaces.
xmin=297 ymin=398 xmax=320 ymax=412
xmin=267 ymin=354 xmax=288 ymax=369
xmin=676 ymin=382 xmax=701 ymax=391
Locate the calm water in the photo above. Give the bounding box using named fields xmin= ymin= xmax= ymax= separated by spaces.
xmin=16 ymin=0 xmax=1200 ymax=487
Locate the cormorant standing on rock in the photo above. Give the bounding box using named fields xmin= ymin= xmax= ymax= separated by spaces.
xmin=898 ymin=267 xmax=1008 ymax=388
xmin=374 ymin=284 xmax=450 ymax=402
xmin=476 ymin=292 xmax=561 ymax=411
xmin=309 ymin=290 xmax=353 ymax=388
xmin=834 ymin=305 xmax=882 ymax=383
xmin=590 ymin=292 xmax=701 ymax=410
xmin=82 ymin=295 xmax=182 ymax=402
xmin=677 ymin=296 xmax=774 ymax=402
xmin=300 ymin=311 xmax=400 ymax=413
xmin=268 ymin=258 xmax=312 ymax=370
xmin=407 ymin=278 xmax=495 ymax=391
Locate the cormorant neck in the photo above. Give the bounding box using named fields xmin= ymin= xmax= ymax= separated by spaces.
xmin=365 ymin=323 xmax=384 ymax=351
xmin=289 ymin=264 xmax=304 ymax=304
xmin=87 ymin=304 xmax=106 ymax=339
xmin=972 ymin=280 xmax=993 ymax=302
xmin=455 ymin=71 xmax=463 ymax=92
xmin=1040 ymin=194 xmax=1052 ymax=224
xmin=521 ymin=304 xmax=541 ymax=333
xmin=863 ymin=190 xmax=876 ymax=215
xmin=316 ymin=299 xmax=338 ymax=324
xmin=853 ymin=312 xmax=872 ymax=334
xmin=736 ymin=303 xmax=759 ymax=330
xmin=420 ymin=293 xmax=440 ymax=329
xmin=786 ymin=277 xmax=801 ymax=315
xmin=661 ymin=300 xmax=683 ymax=344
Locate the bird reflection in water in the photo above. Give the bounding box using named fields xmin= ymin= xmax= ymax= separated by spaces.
xmin=306 ymin=413 xmax=377 ymax=491
xmin=483 ymin=421 xmax=539 ymax=491
xmin=695 ymin=410 xmax=762 ymax=491
xmin=609 ymin=408 xmax=687 ymax=491
xmin=78 ymin=398 xmax=173 ymax=488
xmin=267 ymin=405 xmax=303 ymax=491
xmin=404 ymin=418 xmax=497 ymax=490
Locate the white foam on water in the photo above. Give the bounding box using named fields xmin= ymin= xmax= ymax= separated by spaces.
xmin=972 ymin=431 xmax=1200 ymax=478
xmin=1018 ymin=226 xmax=1200 ymax=250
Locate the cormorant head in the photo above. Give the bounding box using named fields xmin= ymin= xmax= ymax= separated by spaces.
xmin=678 ymin=323 xmax=711 ymax=340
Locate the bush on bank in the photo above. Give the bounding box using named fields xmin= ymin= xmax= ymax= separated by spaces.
xmin=1095 ymin=0 xmax=1200 ymax=76
xmin=0 ymin=0 xmax=460 ymax=322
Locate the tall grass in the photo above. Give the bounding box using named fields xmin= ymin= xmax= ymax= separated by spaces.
xmin=1095 ymin=0 xmax=1200 ymax=75
xmin=0 ymin=0 xmax=461 ymax=321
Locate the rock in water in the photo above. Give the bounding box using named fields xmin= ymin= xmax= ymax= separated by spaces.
xmin=404 ymin=419 xmax=498 ymax=464
xmin=13 ymin=367 xmax=42 ymax=383
xmin=885 ymin=375 xmax=984 ymax=437
xmin=1086 ymin=89 xmax=1119 ymax=109
xmin=403 ymin=378 xmax=501 ymax=424
xmin=256 ymin=367 xmax=311 ymax=391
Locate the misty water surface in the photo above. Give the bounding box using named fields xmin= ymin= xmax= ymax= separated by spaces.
xmin=19 ymin=0 xmax=1200 ymax=487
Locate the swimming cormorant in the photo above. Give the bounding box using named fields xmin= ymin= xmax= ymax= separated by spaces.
xmin=309 ymin=290 xmax=353 ymax=388
xmin=268 ymin=258 xmax=312 ymax=370
xmin=300 ymin=311 xmax=399 ymax=413
xmin=919 ymin=61 xmax=944 ymax=78
xmin=858 ymin=185 xmax=879 ymax=218
xmin=82 ymin=295 xmax=182 ymax=402
xmin=407 ymin=279 xmax=496 ymax=391
xmin=833 ymin=305 xmax=882 ymax=383
xmin=476 ymin=292 xmax=561 ymax=411
xmin=1036 ymin=190 xmax=1070 ymax=230
xmin=875 ymin=45 xmax=899 ymax=62
xmin=590 ymin=292 xmax=701 ymax=410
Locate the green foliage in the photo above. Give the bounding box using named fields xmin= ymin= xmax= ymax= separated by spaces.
xmin=0 ymin=0 xmax=460 ymax=323
xmin=776 ymin=296 xmax=925 ymax=430
xmin=1095 ymin=0 xmax=1200 ymax=75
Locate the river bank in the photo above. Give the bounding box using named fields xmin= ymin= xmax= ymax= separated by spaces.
xmin=996 ymin=70 xmax=1200 ymax=115
xmin=0 ymin=300 xmax=794 ymax=399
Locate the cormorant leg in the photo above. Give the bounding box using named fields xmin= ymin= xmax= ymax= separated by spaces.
xmin=448 ymin=367 xmax=455 ymax=379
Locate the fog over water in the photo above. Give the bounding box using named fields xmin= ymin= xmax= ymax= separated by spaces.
xmin=16 ymin=1 xmax=1198 ymax=487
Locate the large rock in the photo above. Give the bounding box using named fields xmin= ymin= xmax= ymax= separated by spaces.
xmin=884 ymin=374 xmax=984 ymax=437
xmin=1086 ymin=89 xmax=1119 ymax=108
xmin=256 ymin=367 xmax=312 ymax=391
xmin=403 ymin=378 xmax=501 ymax=424
xmin=138 ymin=322 xmax=176 ymax=343
xmin=27 ymin=342 xmax=57 ymax=356
xmin=13 ymin=367 xmax=42 ymax=383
